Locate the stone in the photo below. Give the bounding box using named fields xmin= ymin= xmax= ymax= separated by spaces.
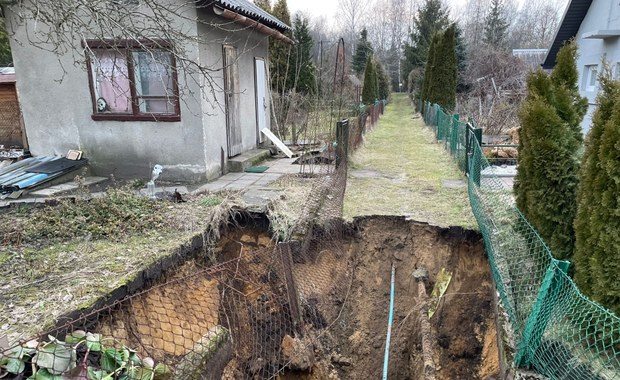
xmin=281 ymin=334 xmax=315 ymax=371
xmin=442 ymin=179 xmax=467 ymax=189
xmin=330 ymin=352 xmax=352 ymax=366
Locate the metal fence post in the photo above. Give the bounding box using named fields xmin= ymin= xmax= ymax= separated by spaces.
xmin=514 ymin=260 xmax=570 ymax=368
xmin=336 ymin=119 xmax=350 ymax=168
xmin=451 ymin=114 xmax=460 ymax=155
xmin=468 ymin=125 xmax=482 ymax=187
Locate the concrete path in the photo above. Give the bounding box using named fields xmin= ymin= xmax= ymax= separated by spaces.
xmin=192 ymin=157 xmax=300 ymax=193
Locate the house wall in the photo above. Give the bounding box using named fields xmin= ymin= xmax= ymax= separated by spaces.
xmin=575 ymin=0 xmax=620 ymax=133
xmin=4 ymin=1 xmax=272 ymax=182
xmin=196 ymin=9 xmax=271 ymax=180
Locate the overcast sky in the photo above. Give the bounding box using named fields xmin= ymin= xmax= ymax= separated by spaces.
xmin=284 ymin=0 xmax=536 ymax=26
xmin=285 ymin=0 xmax=469 ymax=23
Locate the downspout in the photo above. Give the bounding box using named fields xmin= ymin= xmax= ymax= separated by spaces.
xmin=212 ymin=5 xmax=294 ymax=44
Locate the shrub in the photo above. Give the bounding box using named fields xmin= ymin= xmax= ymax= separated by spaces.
xmin=514 ymin=41 xmax=586 ymax=261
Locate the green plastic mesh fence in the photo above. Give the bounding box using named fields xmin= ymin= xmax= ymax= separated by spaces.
xmin=422 ymin=100 xmax=620 ymax=379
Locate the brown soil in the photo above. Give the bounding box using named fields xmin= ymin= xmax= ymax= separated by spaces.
xmin=89 ymin=215 xmax=499 ymax=379
xmin=316 ymin=216 xmax=500 ymax=380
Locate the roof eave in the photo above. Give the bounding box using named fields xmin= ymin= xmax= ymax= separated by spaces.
xmin=542 ymin=0 xmax=593 ymax=70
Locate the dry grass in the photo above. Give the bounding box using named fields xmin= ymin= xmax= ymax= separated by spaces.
xmin=267 ymin=174 xmax=315 ymax=240
xmin=0 ymin=189 xmax=245 ymax=344
xmin=344 ymin=94 xmax=476 ymax=229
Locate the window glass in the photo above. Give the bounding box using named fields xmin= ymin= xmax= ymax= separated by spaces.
xmin=91 ymin=50 xmax=132 ymax=113
xmin=132 ymin=51 xmax=175 ymax=114
xmin=588 ymin=66 xmax=598 ymax=87
xmin=86 ymin=41 xmax=180 ymax=120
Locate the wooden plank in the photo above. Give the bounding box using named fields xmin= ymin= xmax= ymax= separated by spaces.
xmin=278 ymin=242 xmax=304 ymax=333
xmin=261 ymin=128 xmax=293 ymax=158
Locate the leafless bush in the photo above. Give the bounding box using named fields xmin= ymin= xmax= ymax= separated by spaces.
xmin=457 ymin=46 xmax=527 ymax=135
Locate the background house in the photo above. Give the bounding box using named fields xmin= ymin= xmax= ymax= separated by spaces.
xmin=0 ymin=67 xmax=26 ymax=149
xmin=2 ymin=0 xmax=290 ymax=182
xmin=513 ymin=49 xmax=548 ymax=70
xmin=542 ymin=0 xmax=617 ymax=134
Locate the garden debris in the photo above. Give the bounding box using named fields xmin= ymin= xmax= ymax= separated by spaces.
xmin=428 ymin=267 xmax=452 ymax=319
xmin=244 ymin=165 xmax=269 ymax=173
xmin=171 ymin=188 xmax=185 ymax=203
xmin=65 ymin=150 xmax=82 ymax=160
xmin=280 ymin=334 xmax=315 ymax=371
xmin=0 ymin=147 xmax=26 ymax=160
xmin=0 ymin=155 xmax=88 ymax=195
xmin=26 ymin=157 xmax=87 ymax=174
xmin=261 ymin=128 xmax=294 ymax=158
xmin=330 ymin=352 xmax=352 ymax=366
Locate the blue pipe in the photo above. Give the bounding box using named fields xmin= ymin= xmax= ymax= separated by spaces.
xmin=383 ymin=263 xmax=396 ymax=380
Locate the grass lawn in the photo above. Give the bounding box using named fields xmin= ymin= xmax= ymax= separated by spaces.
xmin=0 ymin=189 xmax=244 ymax=343
xmin=344 ymin=93 xmax=476 ymax=229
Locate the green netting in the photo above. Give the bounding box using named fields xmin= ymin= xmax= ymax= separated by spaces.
xmin=421 ymin=100 xmax=620 ymax=379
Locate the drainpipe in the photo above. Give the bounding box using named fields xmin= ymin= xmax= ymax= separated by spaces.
xmin=212 ymin=5 xmax=294 ymax=44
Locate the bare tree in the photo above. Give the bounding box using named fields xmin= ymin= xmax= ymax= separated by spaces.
xmin=508 ymin=0 xmax=563 ymax=49
xmin=366 ymin=0 xmax=410 ymax=90
xmin=460 ymin=0 xmax=491 ymax=49
xmin=0 ymin=0 xmax=291 ymax=110
xmin=336 ymin=0 xmax=372 ymax=55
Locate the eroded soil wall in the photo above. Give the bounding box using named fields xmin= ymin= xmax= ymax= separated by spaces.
xmin=85 ymin=215 xmax=498 ymax=379
xmin=321 ymin=216 xmax=499 ymax=380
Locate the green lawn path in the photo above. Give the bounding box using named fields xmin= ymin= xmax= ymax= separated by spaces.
xmin=344 ymin=93 xmax=476 ymax=229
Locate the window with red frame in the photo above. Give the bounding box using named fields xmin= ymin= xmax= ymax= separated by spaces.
xmin=86 ymin=41 xmax=180 ymax=121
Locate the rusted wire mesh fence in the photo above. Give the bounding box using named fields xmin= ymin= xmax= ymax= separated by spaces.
xmin=0 ymin=100 xmax=386 ymax=379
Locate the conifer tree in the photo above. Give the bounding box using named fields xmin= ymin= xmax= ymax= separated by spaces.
xmin=0 ymin=18 xmax=12 ymax=66
xmin=269 ymin=0 xmax=292 ymax=92
xmin=421 ymin=32 xmax=440 ymax=104
xmin=254 ymin=0 xmax=271 ymax=12
xmin=483 ymin=0 xmax=509 ymax=49
xmin=574 ymin=73 xmax=620 ymax=303
xmin=290 ymin=14 xmax=315 ymax=94
xmin=376 ymin=61 xmax=391 ymax=101
xmin=428 ymin=24 xmax=457 ymax=111
xmin=454 ymin=24 xmax=469 ymax=93
xmin=361 ymin=56 xmax=378 ymax=104
xmin=402 ymin=0 xmax=449 ymax=91
xmin=352 ymin=28 xmax=372 ymax=76
xmin=514 ymin=41 xmax=586 ymax=261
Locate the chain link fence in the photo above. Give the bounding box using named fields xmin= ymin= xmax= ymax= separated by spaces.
xmin=0 ymin=101 xmax=386 ymax=379
xmin=422 ymin=100 xmax=620 ymax=379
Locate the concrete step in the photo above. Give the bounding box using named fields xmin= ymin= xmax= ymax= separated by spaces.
xmin=28 ymin=176 xmax=108 ymax=197
xmin=227 ymin=149 xmax=271 ymax=173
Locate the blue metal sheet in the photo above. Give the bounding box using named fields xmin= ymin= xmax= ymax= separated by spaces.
xmin=15 ymin=173 xmax=50 ymax=188
xmin=0 ymin=157 xmax=57 ymax=184
xmin=0 ymin=157 xmax=37 ymax=177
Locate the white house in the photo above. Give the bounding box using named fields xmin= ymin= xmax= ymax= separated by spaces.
xmin=542 ymin=0 xmax=620 ymax=133
xmin=2 ymin=0 xmax=291 ymax=181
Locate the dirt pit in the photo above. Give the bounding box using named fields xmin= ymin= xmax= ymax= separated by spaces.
xmin=313 ymin=216 xmax=500 ymax=380
xmin=80 ymin=215 xmax=499 ymax=380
